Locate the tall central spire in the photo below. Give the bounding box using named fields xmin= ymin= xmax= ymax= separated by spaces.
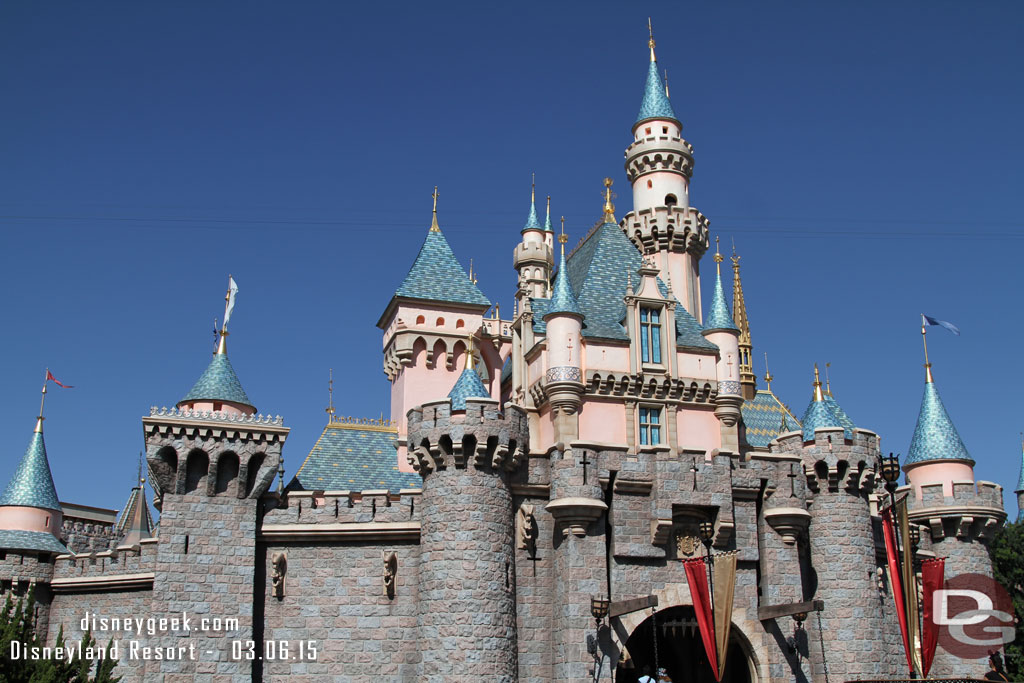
xmin=634 ymin=22 xmax=678 ymax=128
xmin=731 ymin=243 xmax=756 ymax=399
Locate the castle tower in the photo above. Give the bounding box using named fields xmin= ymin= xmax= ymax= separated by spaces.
xmin=113 ymin=463 xmax=154 ymax=547
xmin=730 ymin=246 xmax=757 ymax=399
xmin=900 ymin=350 xmax=1005 ymax=676
xmin=143 ymin=280 xmax=289 ymax=681
xmin=407 ymin=351 xmax=528 ymax=682
xmin=701 ymin=239 xmax=743 ymax=452
xmin=780 ymin=369 xmax=893 ymax=680
xmin=0 ymin=383 xmax=69 ymax=638
xmin=620 ymin=25 xmax=709 ymax=319
xmin=542 ymin=226 xmax=585 ymax=442
xmin=513 ymin=181 xmax=554 ymax=299
xmin=378 ymin=189 xmax=494 ymax=471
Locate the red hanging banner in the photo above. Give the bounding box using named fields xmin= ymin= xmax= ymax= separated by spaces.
xmin=881 ymin=507 xmax=914 ymax=673
xmin=683 ymin=557 xmax=720 ymax=679
xmin=920 ymin=557 xmax=945 ymax=677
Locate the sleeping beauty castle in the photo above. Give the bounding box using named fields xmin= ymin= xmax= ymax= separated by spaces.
xmin=0 ymin=29 xmax=1016 ymax=683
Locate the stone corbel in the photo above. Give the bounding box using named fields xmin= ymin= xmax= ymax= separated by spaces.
xmin=546 ymin=497 xmax=607 ymax=538
xmin=651 ymin=518 xmax=672 ymax=546
xmin=956 ymin=515 xmax=974 ymax=540
xmin=764 ymin=507 xmax=812 ymax=545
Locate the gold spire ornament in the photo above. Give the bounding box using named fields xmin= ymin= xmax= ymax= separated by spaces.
xmin=664 ymin=69 xmax=670 ymax=98
xmin=531 ymin=173 xmax=536 ymax=204
xmin=602 ymin=178 xmax=616 ymax=222
xmin=559 ymin=216 xmax=568 ymax=254
xmin=813 ymin=363 xmax=825 ymax=402
xmin=714 ymin=236 xmax=724 ymax=275
xmin=763 ymin=353 xmax=773 ymax=390
xmin=647 ymin=17 xmax=657 ymax=62
xmin=430 ymin=186 xmax=441 ymax=232
xmin=36 ymin=369 xmax=48 ymax=433
xmin=731 ymin=242 xmax=756 ymax=398
xmin=824 ymin=362 xmax=833 ymax=396
xmin=465 ymin=335 xmax=477 ymax=370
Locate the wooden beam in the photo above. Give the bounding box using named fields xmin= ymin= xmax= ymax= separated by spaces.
xmin=609 ymin=595 xmax=659 ymax=619
xmin=757 ymin=599 xmax=824 ymax=621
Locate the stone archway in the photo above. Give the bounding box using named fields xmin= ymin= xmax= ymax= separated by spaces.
xmin=615 ymin=605 xmax=755 ymax=683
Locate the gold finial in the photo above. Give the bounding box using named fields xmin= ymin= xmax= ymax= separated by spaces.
xmin=546 ymin=194 xmax=551 ymax=218
xmin=215 ymin=274 xmax=235 ymax=355
xmin=559 ymin=216 xmax=568 ymax=257
xmin=469 ymin=258 xmax=477 ymax=285
xmin=602 ymin=178 xmax=616 ymax=221
xmin=647 ymin=17 xmax=656 ymax=62
xmin=921 ymin=316 xmax=933 ymax=383
xmin=824 ymin=362 xmax=833 ymax=396
xmin=465 ymin=335 xmax=477 ymax=370
xmin=764 ymin=352 xmax=773 ymax=388
xmin=35 ymin=368 xmax=48 ymax=433
xmin=813 ymin=363 xmax=825 ymax=402
xmin=713 ymin=235 xmax=724 ymax=274
xmin=664 ymin=69 xmax=670 ymax=98
xmin=430 ymin=186 xmax=441 ymax=232
xmin=531 ymin=173 xmax=536 ymax=204
xmin=731 ymin=237 xmax=741 ymax=268
xmin=326 ymin=368 xmax=335 ymax=418
xmin=138 ymin=451 xmax=146 ymax=486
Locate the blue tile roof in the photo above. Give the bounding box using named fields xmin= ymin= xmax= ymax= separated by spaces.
xmin=294 ymin=422 xmax=422 ymax=492
xmin=905 ymin=381 xmax=974 ymax=466
xmin=554 ymin=221 xmax=716 ymax=351
xmin=635 ymin=59 xmax=679 ymax=127
xmin=1016 ymin=445 xmax=1024 ymax=493
xmin=500 ymin=354 xmax=512 ymax=384
xmin=544 ymin=203 xmax=554 ymax=233
xmin=704 ymin=268 xmax=738 ymax=332
xmin=0 ymin=431 xmax=61 ymax=511
xmin=545 ymin=250 xmax=583 ymax=318
xmin=393 ymin=229 xmax=491 ymax=308
xmin=741 ymin=391 xmax=801 ymax=448
xmin=522 ymin=197 xmax=543 ymax=233
xmin=800 ymin=397 xmax=845 ymax=441
xmin=448 ymin=365 xmax=491 ymax=409
xmin=0 ymin=529 xmax=67 ymax=555
xmin=823 ymin=394 xmax=855 ymax=433
xmin=181 ymin=352 xmax=253 ymax=407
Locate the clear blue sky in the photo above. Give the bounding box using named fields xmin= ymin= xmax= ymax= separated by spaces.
xmin=1 ymin=2 xmax=1022 ymax=519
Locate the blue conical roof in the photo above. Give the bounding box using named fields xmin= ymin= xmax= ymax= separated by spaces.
xmin=393 ymin=229 xmax=491 ymax=308
xmin=181 ymin=352 xmax=254 ymax=408
xmin=545 ymin=250 xmax=583 ymax=319
xmin=1014 ymin=444 xmax=1024 ymax=493
xmin=703 ymin=269 xmax=738 ymax=332
xmin=0 ymin=431 xmax=61 ymax=512
xmin=800 ymin=398 xmax=843 ymax=441
xmin=522 ymin=197 xmax=543 ymax=233
xmin=635 ymin=60 xmax=679 ymax=127
xmin=448 ymin=365 xmax=491 ymax=410
xmin=905 ymin=380 xmax=974 ymax=466
xmin=544 ymin=202 xmax=554 ymax=233
xmin=823 ymin=394 xmax=855 ymax=433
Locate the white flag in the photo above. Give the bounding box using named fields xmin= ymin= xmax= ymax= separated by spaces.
xmin=223 ymin=276 xmax=239 ymax=331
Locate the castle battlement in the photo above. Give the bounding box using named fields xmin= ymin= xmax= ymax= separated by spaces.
xmin=52 ymin=538 xmax=158 ymax=580
xmin=406 ymin=398 xmax=528 ymax=475
xmin=264 ymin=488 xmax=421 ymax=527
xmin=620 ymin=205 xmax=709 ymax=257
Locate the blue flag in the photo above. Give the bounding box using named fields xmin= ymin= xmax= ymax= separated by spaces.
xmin=922 ymin=314 xmax=960 ymax=336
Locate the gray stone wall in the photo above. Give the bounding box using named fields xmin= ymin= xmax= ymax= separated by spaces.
xmin=260 ymin=540 xmax=421 ymax=681
xmin=0 ymin=551 xmax=56 ymax=638
xmin=513 ymin=495 xmax=554 ymax=682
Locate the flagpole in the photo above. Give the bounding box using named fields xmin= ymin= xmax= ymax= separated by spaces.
xmin=36 ymin=368 xmax=48 ymax=433
xmin=920 ymin=316 xmax=933 ymax=383
xmin=217 ymin=275 xmax=232 ymax=355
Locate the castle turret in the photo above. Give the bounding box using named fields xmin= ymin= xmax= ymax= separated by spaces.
xmin=702 ymin=239 xmax=743 ymax=452
xmin=143 ymin=279 xmax=289 ymax=681
xmin=407 ymin=351 xmax=528 ymax=681
xmin=773 ymin=374 xmax=891 ymax=681
xmin=621 ymin=25 xmax=708 ymax=319
xmin=542 ymin=225 xmax=585 ymax=442
xmin=378 ymin=189 xmax=495 ymax=472
xmin=730 ymin=246 xmax=757 ymax=399
xmin=113 ymin=463 xmax=154 ymax=547
xmin=513 ymin=181 xmax=554 ymax=299
xmin=0 ymin=382 xmax=69 ymax=639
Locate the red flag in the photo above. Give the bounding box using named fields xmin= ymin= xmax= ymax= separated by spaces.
xmin=683 ymin=557 xmax=720 ymax=679
xmin=45 ymin=371 xmax=73 ymax=389
xmin=882 ymin=507 xmax=913 ymax=674
xmin=921 ymin=557 xmax=945 ymax=677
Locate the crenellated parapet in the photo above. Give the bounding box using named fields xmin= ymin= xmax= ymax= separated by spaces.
xmin=143 ymin=407 xmax=289 ymax=508
xmin=904 ymin=480 xmax=1006 ymax=542
xmin=620 ymin=205 xmax=709 ymax=258
xmin=51 ymin=538 xmax=158 ymax=590
xmin=624 ymin=133 xmax=695 ymax=181
xmin=773 ymin=427 xmax=880 ymax=497
xmin=259 ymin=488 xmax=422 ymax=543
xmin=582 ymin=370 xmax=716 ymax=403
xmin=406 ymin=398 xmax=528 ymax=475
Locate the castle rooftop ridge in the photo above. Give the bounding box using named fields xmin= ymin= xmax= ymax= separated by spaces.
xmin=147 ymin=405 xmax=285 ymax=426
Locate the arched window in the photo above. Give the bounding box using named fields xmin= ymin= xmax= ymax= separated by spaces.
xmin=435 ymin=317 xmax=445 ymax=327
xmin=665 ymin=194 xmax=678 ymax=207
xmin=416 ymin=315 xmax=425 ymax=325
xmin=456 ymin=319 xmax=465 ymax=329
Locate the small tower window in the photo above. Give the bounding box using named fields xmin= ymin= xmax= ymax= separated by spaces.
xmin=665 ymin=194 xmax=678 ymax=207
xmin=662 ymin=126 xmax=668 ymax=134
xmin=647 ymin=180 xmax=653 ymax=189
xmin=456 ymin=319 xmax=465 ymax=329
xmin=639 ymin=307 xmax=662 ymax=364
xmin=416 ymin=315 xmax=425 ymax=325
xmin=435 ymin=317 xmax=445 ymax=327
xmin=645 ymin=127 xmax=652 ymax=135
xmin=639 ymin=407 xmax=662 ymax=445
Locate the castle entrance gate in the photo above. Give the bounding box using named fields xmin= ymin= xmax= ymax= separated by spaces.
xmin=615 ymin=606 xmax=753 ymax=683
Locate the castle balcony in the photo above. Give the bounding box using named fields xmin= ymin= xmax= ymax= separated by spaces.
xmin=624 ymin=134 xmax=695 ymax=181
xmin=621 ymin=205 xmax=709 ymax=257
